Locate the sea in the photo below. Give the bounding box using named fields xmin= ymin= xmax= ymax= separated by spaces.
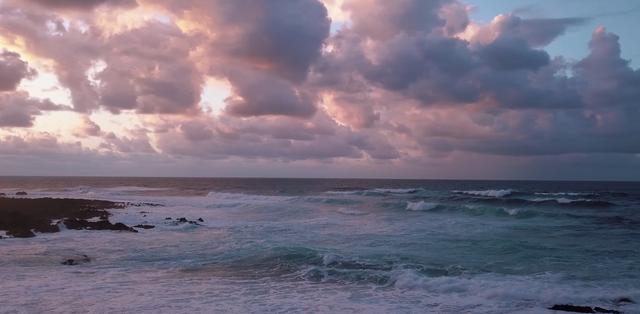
xmin=1 ymin=177 xmax=639 ymax=314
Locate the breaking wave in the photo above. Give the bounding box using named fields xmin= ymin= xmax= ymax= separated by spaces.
xmin=406 ymin=201 xmax=440 ymax=211
xmin=455 ymin=189 xmax=515 ymax=198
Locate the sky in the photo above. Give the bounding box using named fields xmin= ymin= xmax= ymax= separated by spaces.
xmin=0 ymin=0 xmax=639 ymax=180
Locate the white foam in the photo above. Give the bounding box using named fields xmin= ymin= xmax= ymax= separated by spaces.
xmin=530 ymin=197 xmax=588 ymax=204
xmin=336 ymin=208 xmax=368 ymax=215
xmin=457 ymin=189 xmax=514 ymax=198
xmin=406 ymin=201 xmax=439 ymax=211
xmin=205 ymin=191 xmax=296 ymax=202
xmin=372 ymin=188 xmax=423 ymax=194
xmin=503 ymin=208 xmax=521 ymax=216
xmin=535 ymin=192 xmax=591 ymax=196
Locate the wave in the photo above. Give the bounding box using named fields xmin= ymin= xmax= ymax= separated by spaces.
xmin=205 ymin=191 xmax=296 ymax=202
xmin=372 ymin=188 xmax=423 ymax=194
xmin=469 ymin=197 xmax=615 ymax=208
xmin=455 ymin=189 xmax=515 ymax=198
xmin=326 ymin=187 xmax=424 ymax=196
xmin=406 ymin=201 xmax=440 ymax=211
xmin=534 ymin=192 xmax=596 ymax=197
xmin=336 ymin=208 xmax=368 ymax=216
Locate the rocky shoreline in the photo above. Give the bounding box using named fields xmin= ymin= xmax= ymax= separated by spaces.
xmin=0 ymin=195 xmax=134 ymax=238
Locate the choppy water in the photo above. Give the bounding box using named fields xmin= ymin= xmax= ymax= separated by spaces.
xmin=1 ymin=177 xmax=639 ymax=313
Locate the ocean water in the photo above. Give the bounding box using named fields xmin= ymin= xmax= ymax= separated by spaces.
xmin=1 ymin=177 xmax=639 ymax=314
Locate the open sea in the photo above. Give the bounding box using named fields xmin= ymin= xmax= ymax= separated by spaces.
xmin=1 ymin=177 xmax=639 ymax=313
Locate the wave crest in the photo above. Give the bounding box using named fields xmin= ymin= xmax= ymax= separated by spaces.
xmin=456 ymin=189 xmax=514 ymax=198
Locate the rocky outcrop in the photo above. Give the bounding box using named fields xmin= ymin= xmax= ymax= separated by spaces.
xmin=62 ymin=254 xmax=91 ymax=266
xmin=133 ymin=224 xmax=155 ymax=229
xmin=548 ymin=304 xmax=621 ymax=313
xmin=0 ymin=197 xmax=127 ymax=238
xmin=63 ymin=218 xmax=137 ymax=232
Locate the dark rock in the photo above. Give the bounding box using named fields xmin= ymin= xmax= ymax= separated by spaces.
xmin=0 ymin=193 xmax=6 ymax=196
xmin=62 ymin=254 xmax=91 ymax=266
xmin=139 ymin=211 xmax=149 ymax=214
xmin=548 ymin=304 xmax=620 ymax=314
xmin=197 ymin=218 xmax=204 ymax=222
xmin=64 ymin=218 xmax=137 ymax=233
xmin=15 ymin=191 xmax=28 ymax=196
xmin=167 ymin=217 xmax=201 ymax=226
xmin=1 ymin=197 xmax=123 ymax=237
xmin=133 ymin=224 xmax=155 ymax=229
xmin=614 ymin=297 xmax=635 ymax=304
xmin=128 ymin=202 xmax=162 ymax=207
xmin=7 ymin=228 xmax=35 ymax=238
xmin=549 ymin=305 xmax=595 ymax=313
xmin=165 ymin=217 xmax=172 ymax=220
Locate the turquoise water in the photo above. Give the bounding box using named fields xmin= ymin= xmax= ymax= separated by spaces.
xmin=1 ymin=178 xmax=639 ymax=313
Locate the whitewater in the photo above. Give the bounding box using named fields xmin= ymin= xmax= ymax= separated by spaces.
xmin=1 ymin=178 xmax=639 ymax=313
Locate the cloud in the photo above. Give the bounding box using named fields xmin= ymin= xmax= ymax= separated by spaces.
xmin=159 ymin=0 xmax=330 ymax=82
xmin=494 ymin=15 xmax=588 ymax=47
xmin=0 ymin=50 xmax=35 ymax=92
xmin=0 ymin=92 xmax=64 ymax=127
xmin=73 ymin=116 xmax=102 ymax=137
xmin=224 ymin=68 xmax=317 ymax=118
xmin=96 ymin=22 xmax=203 ymax=114
xmin=478 ymin=36 xmax=550 ymax=71
xmin=22 ymin=0 xmax=137 ymax=10
xmin=466 ymin=14 xmax=588 ymax=47
xmin=1 ymin=0 xmax=639 ymax=179
xmin=344 ymin=0 xmax=449 ymax=39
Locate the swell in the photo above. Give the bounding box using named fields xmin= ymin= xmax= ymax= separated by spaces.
xmin=180 ymin=247 xmax=467 ymax=287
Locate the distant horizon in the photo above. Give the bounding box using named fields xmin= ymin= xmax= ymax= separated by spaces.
xmin=1 ymin=175 xmax=639 ymax=183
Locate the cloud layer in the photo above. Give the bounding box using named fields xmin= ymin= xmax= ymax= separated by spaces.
xmin=0 ymin=0 xmax=639 ymax=179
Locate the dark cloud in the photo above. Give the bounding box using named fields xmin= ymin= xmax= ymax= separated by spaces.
xmin=97 ymin=22 xmax=203 ymax=114
xmin=478 ymin=37 xmax=550 ymax=71
xmin=162 ymin=0 xmax=330 ymax=82
xmin=574 ymin=27 xmax=640 ymax=108
xmin=0 ymin=50 xmax=34 ymax=92
xmin=0 ymin=92 xmax=64 ymax=127
xmin=224 ymin=68 xmax=316 ymax=118
xmin=100 ymin=131 xmax=156 ymax=154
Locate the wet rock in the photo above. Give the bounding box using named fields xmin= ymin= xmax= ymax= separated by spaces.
xmin=0 ymin=193 xmax=6 ymax=196
xmin=64 ymin=218 xmax=137 ymax=232
xmin=62 ymin=254 xmax=91 ymax=266
xmin=6 ymin=228 xmax=35 ymax=238
xmin=15 ymin=191 xmax=28 ymax=196
xmin=128 ymin=202 xmax=162 ymax=207
xmin=139 ymin=211 xmax=149 ymax=214
xmin=167 ymin=217 xmax=201 ymax=226
xmin=548 ymin=304 xmax=621 ymax=313
xmin=614 ymin=297 xmax=635 ymax=304
xmin=133 ymin=224 xmax=155 ymax=229
xmin=165 ymin=217 xmax=172 ymax=220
